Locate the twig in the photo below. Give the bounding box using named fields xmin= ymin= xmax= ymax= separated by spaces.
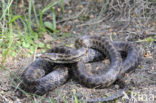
xmin=98 ymin=0 xmax=110 ymax=19
xmin=56 ymin=3 xmax=89 ymax=23
xmin=135 ymin=39 xmax=147 ymax=43
xmin=0 ymin=94 xmax=9 ymax=102
xmin=77 ymin=18 xmax=105 ymax=27
xmin=77 ymin=13 xmax=112 ymax=27
xmin=14 ymin=81 xmax=22 ymax=91
xmin=33 ymin=46 xmax=37 ymax=62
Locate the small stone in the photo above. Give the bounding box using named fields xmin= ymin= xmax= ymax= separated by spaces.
xmin=68 ymin=10 xmax=72 ymax=14
xmin=90 ymin=14 xmax=94 ymax=19
xmin=73 ymin=31 xmax=76 ymax=34
xmin=57 ymin=8 xmax=61 ymax=12
xmin=114 ymin=84 xmax=120 ymax=89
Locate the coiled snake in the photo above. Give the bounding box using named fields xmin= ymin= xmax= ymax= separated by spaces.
xmin=22 ymin=35 xmax=139 ymax=102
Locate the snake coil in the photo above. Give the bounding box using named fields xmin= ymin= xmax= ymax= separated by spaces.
xmin=22 ymin=35 xmax=139 ymax=102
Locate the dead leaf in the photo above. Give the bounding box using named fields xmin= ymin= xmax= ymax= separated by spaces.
xmin=57 ymin=24 xmax=63 ymax=32
xmin=109 ymin=28 xmax=113 ymax=32
xmin=113 ymin=32 xmax=117 ymax=35
xmin=63 ymin=0 xmax=70 ymax=5
xmin=47 ymin=15 xmax=52 ymax=20
xmin=18 ymin=0 xmax=24 ymax=8
xmin=97 ymin=0 xmax=104 ymax=3
xmin=125 ymin=73 xmax=130 ymax=77
xmin=57 ymin=8 xmax=61 ymax=12
xmin=132 ymin=13 xmax=136 ymax=17
xmin=89 ymin=31 xmax=94 ymax=35
xmin=76 ymin=4 xmax=83 ymax=10
xmin=144 ymin=51 xmax=152 ymax=58
xmin=68 ymin=10 xmax=72 ymax=14
xmin=43 ymin=34 xmax=53 ymax=43
xmin=152 ymin=22 xmax=156 ymax=26
xmin=90 ymin=14 xmax=94 ymax=19
xmin=73 ymin=31 xmax=76 ymax=34
xmin=144 ymin=30 xmax=148 ymax=35
xmin=64 ymin=25 xmax=71 ymax=32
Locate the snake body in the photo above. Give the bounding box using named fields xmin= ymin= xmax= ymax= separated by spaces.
xmin=22 ymin=35 xmax=139 ymax=102
xmin=72 ymin=36 xmax=122 ymax=88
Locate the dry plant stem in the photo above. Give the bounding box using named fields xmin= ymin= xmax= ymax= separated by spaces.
xmin=77 ymin=13 xmax=112 ymax=27
xmin=77 ymin=17 xmax=106 ymax=27
xmin=56 ymin=2 xmax=90 ymax=24
xmin=14 ymin=81 xmax=22 ymax=91
xmin=33 ymin=47 xmax=37 ymax=62
xmin=0 ymin=94 xmax=9 ymax=102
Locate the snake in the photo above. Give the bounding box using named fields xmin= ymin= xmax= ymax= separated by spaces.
xmin=22 ymin=35 xmax=139 ymax=102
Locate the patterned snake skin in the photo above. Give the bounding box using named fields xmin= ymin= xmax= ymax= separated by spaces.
xmin=22 ymin=35 xmax=139 ymax=102
xmin=73 ymin=36 xmax=139 ymax=88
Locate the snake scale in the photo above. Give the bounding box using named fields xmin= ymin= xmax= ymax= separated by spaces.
xmin=22 ymin=35 xmax=139 ymax=102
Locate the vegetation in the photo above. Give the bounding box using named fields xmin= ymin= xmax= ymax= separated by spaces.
xmin=0 ymin=0 xmax=66 ymax=64
xmin=0 ymin=0 xmax=155 ymax=64
xmin=0 ymin=0 xmax=155 ymax=102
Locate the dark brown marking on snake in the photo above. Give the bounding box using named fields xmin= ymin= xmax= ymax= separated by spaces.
xmin=59 ymin=48 xmax=66 ymax=53
xmin=54 ymin=47 xmax=59 ymax=53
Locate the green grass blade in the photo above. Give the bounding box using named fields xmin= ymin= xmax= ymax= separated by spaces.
xmin=48 ymin=97 xmax=57 ymax=103
xmin=41 ymin=1 xmax=58 ymax=13
xmin=9 ymin=15 xmax=24 ymax=24
xmin=39 ymin=9 xmax=43 ymax=27
xmin=60 ymin=0 xmax=64 ymax=13
xmin=32 ymin=2 xmax=39 ymax=26
xmin=51 ymin=7 xmax=56 ymax=30
xmin=73 ymin=89 xmax=79 ymax=103
xmin=0 ymin=0 xmax=13 ymax=20
xmin=28 ymin=0 xmax=32 ymax=31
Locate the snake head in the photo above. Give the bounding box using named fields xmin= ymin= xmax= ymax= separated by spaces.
xmin=40 ymin=53 xmax=57 ymax=62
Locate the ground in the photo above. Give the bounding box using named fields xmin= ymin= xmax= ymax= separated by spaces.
xmin=0 ymin=0 xmax=156 ymax=103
